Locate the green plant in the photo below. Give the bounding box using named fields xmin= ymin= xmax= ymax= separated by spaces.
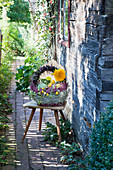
xmin=0 ymin=64 xmax=13 ymax=94
xmin=88 ymin=100 xmax=113 ymax=170
xmin=8 ymin=24 xmax=25 ymax=56
xmin=0 ymin=64 xmax=13 ymax=165
xmin=42 ymin=119 xmax=73 ymax=144
xmin=60 ymin=118 xmax=73 ymax=143
xmin=15 ymin=54 xmax=45 ymax=92
xmin=2 ymin=23 xmax=25 ymax=57
xmin=42 ymin=122 xmax=58 ymax=143
xmin=0 ymin=64 xmax=13 ymax=131
xmin=29 ymin=0 xmax=57 ymax=60
xmin=7 ymin=0 xmax=31 ymax=23
xmin=60 ymin=141 xmax=81 ymax=164
xmin=0 ymin=94 xmax=13 ymax=130
xmin=0 ymin=136 xmax=14 ymax=165
xmin=0 ymin=94 xmax=12 ymax=114
xmin=42 ymin=119 xmax=87 ymax=169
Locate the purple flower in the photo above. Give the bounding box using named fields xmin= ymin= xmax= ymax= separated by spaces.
xmin=52 ymin=86 xmax=57 ymax=93
xmin=46 ymin=89 xmax=50 ymax=94
xmin=39 ymin=88 xmax=42 ymax=92
xmin=58 ymin=82 xmax=68 ymax=91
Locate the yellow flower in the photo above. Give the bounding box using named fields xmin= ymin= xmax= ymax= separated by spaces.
xmin=41 ymin=90 xmax=44 ymax=93
xmin=56 ymin=91 xmax=58 ymax=95
xmin=51 ymin=80 xmax=55 ymax=84
xmin=56 ymin=83 xmax=60 ymax=88
xmin=46 ymin=93 xmax=49 ymax=96
xmin=48 ymin=83 xmax=52 ymax=87
xmin=42 ymin=87 xmax=44 ymax=90
xmin=52 ymin=69 xmax=66 ymax=82
xmin=46 ymin=77 xmax=51 ymax=81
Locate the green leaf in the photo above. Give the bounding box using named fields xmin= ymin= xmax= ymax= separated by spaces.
xmin=37 ymin=83 xmax=47 ymax=90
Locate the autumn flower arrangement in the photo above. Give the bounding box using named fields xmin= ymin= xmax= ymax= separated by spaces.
xmin=30 ymin=65 xmax=68 ymax=106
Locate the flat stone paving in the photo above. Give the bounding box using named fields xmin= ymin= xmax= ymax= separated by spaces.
xmin=1 ymin=59 xmax=68 ymax=170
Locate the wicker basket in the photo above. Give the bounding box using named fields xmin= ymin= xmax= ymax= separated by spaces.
xmin=30 ymin=60 xmax=68 ymax=106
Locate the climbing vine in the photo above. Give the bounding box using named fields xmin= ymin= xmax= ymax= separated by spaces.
xmin=28 ymin=0 xmax=57 ymax=59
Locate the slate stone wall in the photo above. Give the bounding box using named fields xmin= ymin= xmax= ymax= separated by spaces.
xmin=56 ymin=0 xmax=113 ymax=153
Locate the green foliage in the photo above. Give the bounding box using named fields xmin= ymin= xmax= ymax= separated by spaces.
xmin=60 ymin=118 xmax=74 ymax=143
xmin=60 ymin=141 xmax=81 ymax=164
xmin=7 ymin=0 xmax=31 ymax=23
xmin=0 ymin=64 xmax=12 ymax=94
xmin=2 ymin=24 xmax=19 ymax=62
xmin=0 ymin=136 xmax=14 ymax=165
xmin=42 ymin=122 xmax=58 ymax=143
xmin=0 ymin=137 xmax=9 ymax=164
xmin=0 ymin=94 xmax=13 ymax=130
xmin=0 ymin=55 xmax=13 ymax=165
xmin=0 ymin=7 xmax=2 ymax=20
xmin=2 ymin=23 xmax=25 ymax=56
xmin=0 ymin=94 xmax=13 ymax=115
xmin=30 ymin=0 xmax=57 ymax=59
xmin=15 ymin=52 xmax=45 ymax=92
xmin=8 ymin=24 xmax=25 ymax=56
xmin=42 ymin=118 xmax=73 ymax=145
xmin=42 ymin=118 xmax=86 ymax=169
xmin=88 ymin=100 xmax=113 ymax=170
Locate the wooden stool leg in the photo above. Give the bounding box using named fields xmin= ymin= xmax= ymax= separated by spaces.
xmin=54 ymin=110 xmax=61 ymax=143
xmin=39 ymin=108 xmax=43 ymax=131
xmin=59 ymin=110 xmax=66 ymax=121
xmin=21 ymin=108 xmax=36 ymax=143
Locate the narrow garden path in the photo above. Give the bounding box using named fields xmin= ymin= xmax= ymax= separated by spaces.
xmin=2 ymin=58 xmax=68 ymax=170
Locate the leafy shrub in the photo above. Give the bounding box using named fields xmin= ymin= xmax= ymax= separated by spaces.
xmin=0 ymin=136 xmax=14 ymax=164
xmin=42 ymin=122 xmax=58 ymax=144
xmin=3 ymin=23 xmax=25 ymax=56
xmin=7 ymin=0 xmax=31 ymax=23
xmin=60 ymin=141 xmax=81 ymax=164
xmin=42 ymin=118 xmax=73 ymax=145
xmin=15 ymin=53 xmax=45 ymax=92
xmin=0 ymin=93 xmax=13 ymax=130
xmin=0 ymin=64 xmax=12 ymax=94
xmin=8 ymin=24 xmax=25 ymax=56
xmin=88 ymin=100 xmax=113 ymax=169
xmin=60 ymin=118 xmax=74 ymax=143
xmin=0 ymin=94 xmax=13 ymax=115
xmin=0 ymin=60 xmax=13 ymax=165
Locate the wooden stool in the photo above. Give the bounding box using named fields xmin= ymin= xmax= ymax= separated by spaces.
xmin=21 ymin=100 xmax=66 ymax=143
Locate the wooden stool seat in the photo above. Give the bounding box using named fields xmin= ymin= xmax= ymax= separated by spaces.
xmin=21 ymin=100 xmax=66 ymax=143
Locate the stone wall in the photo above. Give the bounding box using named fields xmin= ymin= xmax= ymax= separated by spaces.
xmin=56 ymin=0 xmax=113 ymax=153
xmin=98 ymin=14 xmax=113 ymax=112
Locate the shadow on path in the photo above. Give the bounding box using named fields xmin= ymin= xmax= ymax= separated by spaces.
xmin=1 ymin=58 xmax=68 ymax=170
